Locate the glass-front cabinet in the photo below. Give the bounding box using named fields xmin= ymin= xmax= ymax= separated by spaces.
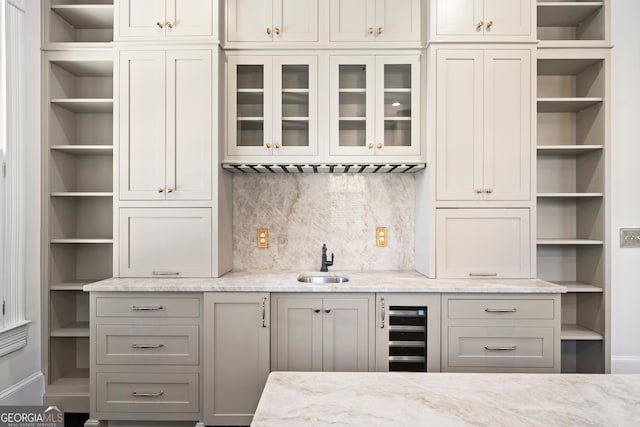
xmin=330 ymin=55 xmax=420 ymax=157
xmin=227 ymin=55 xmax=318 ymax=157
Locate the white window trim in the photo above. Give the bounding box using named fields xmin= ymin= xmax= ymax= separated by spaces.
xmin=0 ymin=0 xmax=29 ymax=357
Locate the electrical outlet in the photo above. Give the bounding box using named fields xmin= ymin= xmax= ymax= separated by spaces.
xmin=257 ymin=228 xmax=268 ymax=248
xmin=620 ymin=228 xmax=640 ymax=248
xmin=376 ymin=227 xmax=387 ymax=247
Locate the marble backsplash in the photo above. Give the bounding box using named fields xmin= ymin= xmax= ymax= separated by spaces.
xmin=233 ymin=174 xmax=416 ymax=271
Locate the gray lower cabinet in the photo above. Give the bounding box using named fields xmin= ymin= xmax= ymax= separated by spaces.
xmin=203 ymin=292 xmax=270 ymax=426
xmin=441 ymin=294 xmax=561 ymax=372
xmin=90 ymin=293 xmax=203 ymax=422
xmin=271 ymin=293 xmax=375 ymax=372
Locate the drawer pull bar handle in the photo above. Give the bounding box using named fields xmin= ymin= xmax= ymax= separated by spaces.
xmin=484 ymin=346 xmax=517 ymax=351
xmin=485 ymin=308 xmax=517 ymax=313
xmin=131 ymin=306 xmax=164 ymax=311
xmin=132 ymin=391 xmax=164 ymax=397
xmin=132 ymin=344 xmax=164 ymax=349
xmin=152 ymin=271 xmax=180 ymax=276
xmin=469 ymin=272 xmax=497 ymax=277
xmin=261 ymin=297 xmax=267 ymax=328
xmin=380 ymin=298 xmax=385 ymax=328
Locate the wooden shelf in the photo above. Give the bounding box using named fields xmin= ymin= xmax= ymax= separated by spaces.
xmin=537 ymin=145 xmax=603 ymax=155
xmin=537 ymin=97 xmax=603 ymax=113
xmin=556 ymin=281 xmax=603 ymax=293
xmin=537 ymin=58 xmax=603 ymax=76
xmin=51 ymin=5 xmax=114 ymax=29
xmin=51 ymin=99 xmax=113 ymax=113
xmin=237 ymin=117 xmax=264 ymax=121
xmin=537 ymin=2 xmax=603 ymax=28
xmin=51 ymin=238 xmax=113 ymax=244
xmin=50 ymin=282 xmax=91 ymax=291
xmin=51 ymin=145 xmax=114 ymax=155
xmin=339 ymin=88 xmax=366 ymax=93
xmin=51 ymin=192 xmax=113 ymax=197
xmin=282 ymin=88 xmax=309 ymax=93
xmin=561 ymin=324 xmax=603 ymax=341
xmin=537 ymin=193 xmax=603 ymax=198
xmin=537 ymin=238 xmax=604 ymax=245
xmin=384 ymin=88 xmax=411 ymax=93
xmin=50 ymin=322 xmax=90 ymax=338
xmin=339 ymin=117 xmax=366 ymax=121
xmin=50 ymin=60 xmax=113 ymax=77
xmin=384 ymin=117 xmax=411 ymax=121
xmin=282 ymin=117 xmax=309 ymax=121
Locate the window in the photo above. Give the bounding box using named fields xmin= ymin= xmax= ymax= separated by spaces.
xmin=0 ymin=0 xmax=28 ymax=357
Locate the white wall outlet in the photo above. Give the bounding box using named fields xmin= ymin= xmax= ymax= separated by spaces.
xmin=620 ymin=228 xmax=640 ymax=248
xmin=376 ymin=227 xmax=387 ymax=247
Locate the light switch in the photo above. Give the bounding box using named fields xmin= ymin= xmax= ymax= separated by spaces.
xmin=258 ymin=228 xmax=268 ymax=248
xmin=620 ymin=228 xmax=640 ymax=248
xmin=376 ymin=227 xmax=387 ymax=247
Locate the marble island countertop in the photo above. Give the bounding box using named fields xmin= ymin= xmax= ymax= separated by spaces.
xmin=83 ymin=270 xmax=566 ymax=293
xmin=252 ymin=372 xmax=640 ymax=427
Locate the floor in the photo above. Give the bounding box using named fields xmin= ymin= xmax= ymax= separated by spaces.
xmin=65 ymin=412 xmax=89 ymax=427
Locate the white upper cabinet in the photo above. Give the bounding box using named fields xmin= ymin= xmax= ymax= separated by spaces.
xmin=226 ymin=0 xmax=318 ymax=43
xmin=436 ymin=49 xmax=531 ymax=201
xmin=120 ymin=49 xmax=213 ymax=200
xmin=117 ymin=0 xmax=216 ymax=40
xmin=330 ymin=0 xmax=421 ymax=42
xmin=330 ymin=55 xmax=420 ymax=158
xmin=432 ymin=0 xmax=533 ymax=41
xmin=227 ymin=55 xmax=318 ymax=158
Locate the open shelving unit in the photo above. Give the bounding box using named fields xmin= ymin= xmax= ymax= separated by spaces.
xmin=42 ymin=44 xmax=114 ymax=410
xmin=535 ymin=50 xmax=609 ymax=373
xmin=537 ymin=1 xmax=608 ymax=47
xmin=43 ymin=0 xmax=114 ymax=48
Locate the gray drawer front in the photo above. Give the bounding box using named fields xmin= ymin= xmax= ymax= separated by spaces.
xmin=96 ymin=296 xmax=200 ymax=318
xmin=447 ymin=327 xmax=555 ymax=368
xmin=96 ymin=372 xmax=199 ymax=413
xmin=96 ymin=325 xmax=199 ymax=365
xmin=448 ymin=299 xmax=555 ymax=320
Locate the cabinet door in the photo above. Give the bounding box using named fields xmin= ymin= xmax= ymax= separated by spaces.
xmin=119 ymin=208 xmax=212 ymax=277
xmin=227 ymin=0 xmax=273 ymax=42
xmin=436 ymin=209 xmax=531 ymax=279
xmin=330 ymin=56 xmax=375 ymax=156
xmin=483 ymin=0 xmax=531 ymax=37
xmin=483 ymin=50 xmax=531 ymax=201
xmin=119 ymin=51 xmax=166 ymax=201
xmin=374 ymin=0 xmax=420 ymax=41
xmin=273 ymin=296 xmax=323 ymax=371
xmin=118 ymin=0 xmax=167 ymax=39
xmin=330 ymin=0 xmax=376 ymax=42
xmin=274 ymin=0 xmax=318 ymax=42
xmin=204 ymin=293 xmax=270 ymax=426
xmin=227 ymin=56 xmax=274 ymax=156
xmin=435 ymin=49 xmax=484 ymax=201
xmin=273 ymin=56 xmax=318 ymax=156
xmin=165 ymin=0 xmax=213 ymax=37
xmin=322 ymin=297 xmax=374 ymax=372
xmin=435 ymin=0 xmax=483 ymax=38
xmin=165 ymin=50 xmax=212 ymax=200
xmin=375 ymin=56 xmax=420 ymax=156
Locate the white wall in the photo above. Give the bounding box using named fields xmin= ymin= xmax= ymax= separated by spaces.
xmin=0 ymin=0 xmax=43 ymax=402
xmin=611 ymin=0 xmax=640 ymax=373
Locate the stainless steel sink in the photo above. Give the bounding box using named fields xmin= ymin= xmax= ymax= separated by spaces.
xmin=297 ymin=274 xmax=350 ymax=284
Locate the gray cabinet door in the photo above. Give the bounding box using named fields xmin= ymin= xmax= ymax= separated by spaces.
xmin=204 ymin=293 xmax=270 ymax=426
xmin=274 ymin=296 xmax=324 ymax=371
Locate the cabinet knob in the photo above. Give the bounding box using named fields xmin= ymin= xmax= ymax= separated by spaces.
xmin=157 ymin=187 xmax=164 ymax=193
xmin=274 ymin=27 xmax=281 ymax=35
xmin=265 ymin=143 xmax=271 ymax=149
xmin=166 ymin=187 xmax=174 ymax=193
xmin=314 ymin=307 xmax=321 ymax=313
xmin=377 ymin=26 xmax=383 ymax=35
xmin=485 ymin=188 xmax=493 ymax=194
xmin=324 ymin=307 xmax=331 ymax=313
xmin=476 ymin=21 xmax=483 ymax=31
xmin=486 ymin=21 xmax=493 ymax=30
xmin=274 ymin=143 xmax=280 ymax=149
xmin=377 ymin=143 xmax=383 ymax=149
xmin=156 ymin=21 xmax=164 ymax=29
xmin=266 ymin=27 xmax=271 ymax=35
xmin=368 ymin=143 xmax=374 ymax=149
xmin=368 ymin=27 xmax=374 ymax=35
xmin=475 ymin=188 xmax=483 ymax=194
xmin=166 ymin=21 xmax=174 ymax=29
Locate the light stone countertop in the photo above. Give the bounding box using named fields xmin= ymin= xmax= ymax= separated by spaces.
xmin=251 ymin=372 xmax=640 ymax=427
xmin=83 ymin=270 xmax=565 ymax=293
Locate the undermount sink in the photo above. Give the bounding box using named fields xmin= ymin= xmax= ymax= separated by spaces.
xmin=297 ymin=274 xmax=350 ymax=284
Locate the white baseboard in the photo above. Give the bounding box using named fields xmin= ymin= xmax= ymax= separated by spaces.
xmin=0 ymin=371 xmax=44 ymax=405
xmin=612 ymin=356 xmax=640 ymax=373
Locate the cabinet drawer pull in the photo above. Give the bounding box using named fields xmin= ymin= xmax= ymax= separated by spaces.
xmin=469 ymin=272 xmax=497 ymax=277
xmin=484 ymin=346 xmax=516 ymax=351
xmin=368 ymin=27 xmax=374 ymax=34
xmin=132 ymin=391 xmax=164 ymax=397
xmin=485 ymin=308 xmax=517 ymax=313
xmin=152 ymin=271 xmax=180 ymax=276
xmin=132 ymin=344 xmax=164 ymax=349
xmin=476 ymin=21 xmax=484 ymax=31
xmin=156 ymin=21 xmax=164 ymax=29
xmin=266 ymin=27 xmax=271 ymax=35
xmin=380 ymin=298 xmax=385 ymax=328
xmin=377 ymin=26 xmax=383 ymax=35
xmin=486 ymin=21 xmax=494 ymax=30
xmin=274 ymin=27 xmax=281 ymax=35
xmin=166 ymin=21 xmax=174 ymax=29
xmin=131 ymin=306 xmax=164 ymax=311
xmin=261 ymin=297 xmax=267 ymax=328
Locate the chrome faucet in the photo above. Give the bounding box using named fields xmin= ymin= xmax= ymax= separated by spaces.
xmin=321 ymin=244 xmax=334 ymax=272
